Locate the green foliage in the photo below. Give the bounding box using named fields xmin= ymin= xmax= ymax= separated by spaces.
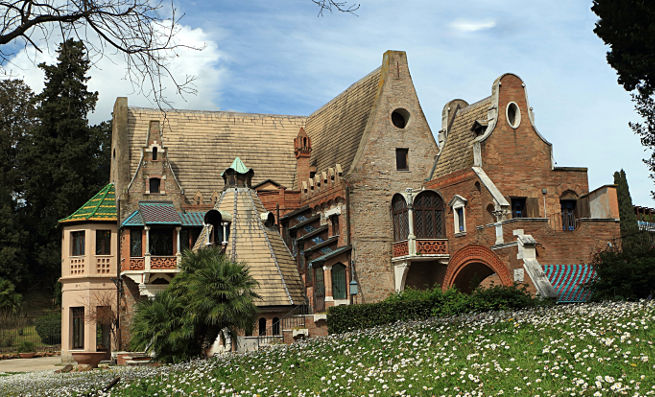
xmin=34 ymin=312 xmax=61 ymax=345
xmin=589 ymin=244 xmax=655 ymax=301
xmin=328 ymin=285 xmax=548 ymax=334
xmin=593 ymin=2 xmax=655 ymax=196
xmin=130 ymin=247 xmax=259 ymax=363
xmin=17 ymin=341 xmax=35 ymax=353
xmin=0 ymin=278 xmax=22 ymax=314
xmin=0 ymin=79 xmax=34 ymax=288
xmin=16 ymin=39 xmax=110 ymax=289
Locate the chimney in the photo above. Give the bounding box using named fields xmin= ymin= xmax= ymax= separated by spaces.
xmin=294 ymin=127 xmax=312 ymax=183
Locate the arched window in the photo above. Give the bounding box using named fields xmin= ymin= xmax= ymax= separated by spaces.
xmin=392 ymin=194 xmax=409 ymax=241
xmin=258 ymin=317 xmax=267 ymax=336
xmin=414 ymin=191 xmax=445 ymax=238
xmin=272 ymin=317 xmax=280 ymax=336
xmin=331 ymin=263 xmax=347 ymax=300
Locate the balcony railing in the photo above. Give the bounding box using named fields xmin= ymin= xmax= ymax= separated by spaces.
xmin=392 ymin=239 xmax=448 ymax=258
xmin=124 ymin=255 xmax=181 ymax=272
xmin=416 ymin=239 xmax=448 ymax=255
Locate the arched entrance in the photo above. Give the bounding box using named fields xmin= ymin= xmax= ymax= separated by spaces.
xmin=443 ymin=245 xmax=513 ymax=293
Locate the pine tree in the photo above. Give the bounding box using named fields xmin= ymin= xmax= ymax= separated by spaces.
xmin=0 ymin=79 xmax=34 ymax=287
xmin=613 ymin=169 xmax=640 ymax=250
xmin=17 ymin=39 xmax=109 ymax=288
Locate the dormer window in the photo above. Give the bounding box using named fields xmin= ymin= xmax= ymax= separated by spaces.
xmin=149 ymin=178 xmax=161 ymax=194
xmin=152 ymin=147 xmax=158 ymax=161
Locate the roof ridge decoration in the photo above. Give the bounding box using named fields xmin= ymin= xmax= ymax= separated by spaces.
xmin=59 ymin=183 xmax=117 ymax=223
xmin=221 ymin=157 xmax=252 ymax=176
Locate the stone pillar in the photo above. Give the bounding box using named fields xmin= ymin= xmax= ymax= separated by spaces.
xmin=323 ymin=264 xmax=334 ymax=308
xmin=144 ymin=226 xmax=151 ymax=272
xmin=393 ymin=261 xmax=410 ymax=292
xmin=407 ymin=203 xmax=416 ymax=256
xmin=175 ymin=226 xmax=182 ymax=266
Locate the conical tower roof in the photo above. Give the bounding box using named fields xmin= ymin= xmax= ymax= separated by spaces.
xmin=59 ymin=183 xmax=117 ymax=223
xmin=196 ymin=161 xmax=305 ymax=307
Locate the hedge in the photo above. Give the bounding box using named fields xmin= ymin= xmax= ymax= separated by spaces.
xmin=35 ymin=312 xmax=61 ymax=345
xmin=327 ymin=285 xmax=552 ymax=334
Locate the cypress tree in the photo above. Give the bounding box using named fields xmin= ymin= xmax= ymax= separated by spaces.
xmin=0 ymin=79 xmax=34 ymax=288
xmin=613 ymin=169 xmax=640 ymax=250
xmin=17 ymin=39 xmax=109 ymax=288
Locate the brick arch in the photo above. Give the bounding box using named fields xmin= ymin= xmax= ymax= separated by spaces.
xmin=443 ymin=245 xmax=513 ymax=292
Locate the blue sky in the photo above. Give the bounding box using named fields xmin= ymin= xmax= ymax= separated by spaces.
xmin=4 ymin=0 xmax=654 ymax=206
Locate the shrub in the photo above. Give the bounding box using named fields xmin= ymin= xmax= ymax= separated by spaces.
xmin=35 ymin=312 xmax=61 ymax=345
xmin=17 ymin=341 xmax=35 ymax=353
xmin=0 ymin=278 xmax=22 ymax=314
xmin=589 ymin=243 xmax=655 ymax=301
xmin=328 ymin=285 xmax=550 ymax=334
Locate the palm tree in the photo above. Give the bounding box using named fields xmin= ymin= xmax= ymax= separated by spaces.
xmin=182 ymin=247 xmax=260 ymax=351
xmin=129 ymin=247 xmax=259 ymax=362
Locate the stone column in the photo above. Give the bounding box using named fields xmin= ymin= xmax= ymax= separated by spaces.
xmin=407 ymin=202 xmax=416 ymax=256
xmin=323 ymin=264 xmax=334 ymax=308
xmin=175 ymin=226 xmax=182 ymax=266
xmin=144 ymin=226 xmax=151 ymax=272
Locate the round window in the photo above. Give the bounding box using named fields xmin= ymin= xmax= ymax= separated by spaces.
xmin=391 ymin=108 xmax=410 ymax=129
xmin=506 ymin=102 xmax=520 ymax=128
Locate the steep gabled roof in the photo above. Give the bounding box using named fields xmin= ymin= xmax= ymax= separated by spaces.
xmin=301 ymin=67 xmax=382 ymax=185
xmin=125 ymin=108 xmax=306 ymax=198
xmin=59 ymin=183 xmax=117 ymax=223
xmin=432 ymin=97 xmax=491 ymax=178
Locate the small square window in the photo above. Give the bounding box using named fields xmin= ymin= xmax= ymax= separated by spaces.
xmin=396 ymin=148 xmax=409 ymax=171
xmin=149 ymin=178 xmax=161 ymax=194
xmin=511 ymin=197 xmax=527 ymax=218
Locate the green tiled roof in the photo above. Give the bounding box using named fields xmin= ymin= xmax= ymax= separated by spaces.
xmin=59 ymin=183 xmax=117 ymax=223
xmin=221 ymin=157 xmax=252 ymax=176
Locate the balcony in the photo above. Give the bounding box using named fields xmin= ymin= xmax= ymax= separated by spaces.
xmin=392 ymin=239 xmax=448 ymax=260
xmin=123 ymin=255 xmax=180 ymax=272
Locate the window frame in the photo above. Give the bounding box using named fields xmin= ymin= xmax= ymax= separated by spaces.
xmin=413 ymin=191 xmax=445 ymax=239
xmin=395 ymin=148 xmax=409 ymax=171
xmin=71 ymin=230 xmax=85 ymax=256
xmin=71 ymin=307 xmax=84 ymax=349
xmin=149 ymin=228 xmax=174 ymax=256
xmin=331 ymin=263 xmax=347 ymax=300
xmin=392 ymin=194 xmax=409 ymax=242
xmin=449 ymin=195 xmax=468 ymax=235
xmin=95 ymin=230 xmax=112 ymax=255
xmin=511 ymin=197 xmax=527 ymax=218
xmin=149 ymin=177 xmax=161 ymax=194
xmin=130 ymin=228 xmax=143 ymax=257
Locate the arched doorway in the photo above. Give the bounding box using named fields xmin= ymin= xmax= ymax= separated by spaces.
xmin=443 ymin=245 xmax=513 ymax=293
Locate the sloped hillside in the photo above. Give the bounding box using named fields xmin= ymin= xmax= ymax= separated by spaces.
xmin=2 ymin=301 xmax=654 ymax=396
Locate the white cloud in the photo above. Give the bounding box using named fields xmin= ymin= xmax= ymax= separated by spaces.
xmin=450 ymin=19 xmax=496 ymax=33
xmin=2 ymin=22 xmax=223 ymax=124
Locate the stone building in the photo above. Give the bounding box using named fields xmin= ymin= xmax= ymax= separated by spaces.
xmin=59 ymin=50 xmax=620 ymax=359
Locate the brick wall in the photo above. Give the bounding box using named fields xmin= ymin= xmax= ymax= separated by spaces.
xmin=347 ymin=51 xmax=439 ymax=303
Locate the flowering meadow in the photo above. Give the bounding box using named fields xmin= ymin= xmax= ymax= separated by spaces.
xmin=1 ymin=300 xmax=654 ymax=396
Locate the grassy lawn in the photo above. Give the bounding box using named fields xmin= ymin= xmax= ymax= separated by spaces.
xmin=1 ymin=300 xmax=654 ymax=396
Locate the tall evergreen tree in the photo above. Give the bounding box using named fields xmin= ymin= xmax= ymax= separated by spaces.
xmin=17 ymin=39 xmax=109 ymax=288
xmin=613 ymin=169 xmax=640 ymax=250
xmin=0 ymin=79 xmax=34 ymax=287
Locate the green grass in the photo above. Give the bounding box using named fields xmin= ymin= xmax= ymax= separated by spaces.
xmin=1 ymin=301 xmax=654 ymax=396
